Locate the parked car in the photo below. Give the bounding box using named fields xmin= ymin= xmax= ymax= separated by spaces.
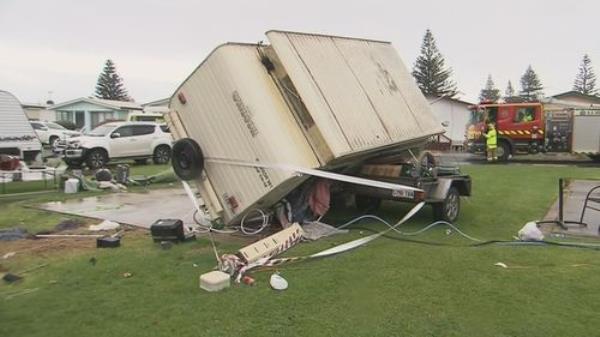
xmin=30 ymin=121 xmax=81 ymax=148
xmin=63 ymin=122 xmax=173 ymax=169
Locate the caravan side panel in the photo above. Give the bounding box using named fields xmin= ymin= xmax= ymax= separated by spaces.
xmin=170 ymin=44 xmax=319 ymax=223
xmin=266 ymin=31 xmax=444 ymax=158
xmin=0 ymin=90 xmax=42 ymax=158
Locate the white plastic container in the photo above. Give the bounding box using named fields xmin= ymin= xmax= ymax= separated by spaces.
xmin=199 ymin=271 xmax=231 ymax=292
xmin=64 ymin=178 xmax=80 ymax=194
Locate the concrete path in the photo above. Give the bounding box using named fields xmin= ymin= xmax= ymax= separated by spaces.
xmin=38 ymin=188 xmax=196 ymax=228
xmin=543 ymin=179 xmax=600 ymax=236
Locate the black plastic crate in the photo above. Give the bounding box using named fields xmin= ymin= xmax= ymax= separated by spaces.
xmin=150 ymin=219 xmax=185 ymax=242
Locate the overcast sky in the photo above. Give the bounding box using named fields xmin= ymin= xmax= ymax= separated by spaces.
xmin=2 ymin=0 xmax=599 ymax=105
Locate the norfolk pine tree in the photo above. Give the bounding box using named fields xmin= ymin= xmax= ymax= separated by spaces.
xmin=479 ymin=75 xmax=500 ymax=102
xmin=505 ymin=81 xmax=515 ymax=98
xmin=573 ymin=54 xmax=597 ymax=96
xmin=519 ymin=66 xmax=544 ymax=101
xmin=94 ymin=59 xmax=131 ymax=101
xmin=412 ymin=29 xmax=458 ymax=98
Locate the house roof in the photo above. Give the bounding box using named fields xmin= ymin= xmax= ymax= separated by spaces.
xmin=551 ymin=91 xmax=600 ymax=104
xmin=21 ymin=103 xmax=47 ymax=109
xmin=49 ymin=97 xmax=143 ymax=111
xmin=142 ymin=97 xmax=169 ymax=107
xmin=426 ymin=95 xmax=474 ymax=106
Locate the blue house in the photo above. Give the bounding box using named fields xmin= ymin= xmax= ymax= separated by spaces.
xmin=49 ymin=97 xmax=143 ymax=131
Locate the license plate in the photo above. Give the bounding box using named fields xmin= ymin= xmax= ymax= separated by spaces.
xmin=392 ymin=189 xmax=414 ymax=199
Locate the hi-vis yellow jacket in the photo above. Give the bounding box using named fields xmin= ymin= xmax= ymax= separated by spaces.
xmin=485 ymin=128 xmax=497 ymax=149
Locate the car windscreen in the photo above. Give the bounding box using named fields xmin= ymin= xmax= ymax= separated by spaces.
xmin=47 ymin=122 xmax=66 ymax=130
xmin=88 ymin=125 xmax=116 ymax=136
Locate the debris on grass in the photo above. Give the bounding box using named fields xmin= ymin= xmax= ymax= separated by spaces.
xmin=96 ymin=236 xmax=121 ymax=248
xmin=36 ymin=234 xmax=103 ymax=238
xmin=150 ymin=219 xmax=185 ymax=242
xmin=97 ymin=181 xmax=126 ymax=192
xmin=18 ymin=263 xmax=48 ymax=274
xmin=301 ymin=222 xmax=348 ymax=241
xmin=518 ymin=222 xmax=544 ymax=241
xmin=123 ymin=272 xmax=133 ymax=278
xmin=2 ymin=252 xmax=16 ymax=259
xmin=269 ymin=273 xmax=288 ymax=291
xmin=494 ymin=262 xmax=508 ymax=268
xmin=3 ymin=272 xmax=23 ymax=283
xmin=199 ymin=271 xmax=230 ymax=292
xmin=89 ymin=220 xmax=120 ymax=231
xmin=241 ymin=275 xmax=255 ymax=286
xmin=4 ymin=288 xmax=40 ymax=300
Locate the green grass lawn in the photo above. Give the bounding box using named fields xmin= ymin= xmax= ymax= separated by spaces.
xmin=2 ymin=164 xmax=600 ymax=337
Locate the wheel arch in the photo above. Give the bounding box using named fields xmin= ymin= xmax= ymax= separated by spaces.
xmin=451 ymin=179 xmax=471 ymax=197
xmin=498 ymin=136 xmax=514 ymax=154
xmin=154 ymin=143 xmax=171 ymax=152
xmin=86 ymin=146 xmax=109 ymax=157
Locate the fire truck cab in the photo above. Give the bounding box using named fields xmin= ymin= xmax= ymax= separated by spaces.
xmin=466 ymin=102 xmax=546 ymax=160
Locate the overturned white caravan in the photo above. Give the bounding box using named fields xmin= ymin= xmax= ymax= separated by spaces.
xmin=0 ymin=90 xmax=43 ymax=162
xmin=167 ymin=30 xmax=470 ymax=226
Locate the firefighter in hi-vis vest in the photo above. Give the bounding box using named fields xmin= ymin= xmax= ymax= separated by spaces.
xmin=484 ymin=122 xmax=498 ymax=162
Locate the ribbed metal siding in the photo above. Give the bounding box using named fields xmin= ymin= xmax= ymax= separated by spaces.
xmin=0 ymin=90 xmax=42 ymax=155
xmin=573 ymin=115 xmax=600 ymax=153
xmin=266 ymin=31 xmax=444 ymax=157
xmin=170 ymin=44 xmax=318 ymax=223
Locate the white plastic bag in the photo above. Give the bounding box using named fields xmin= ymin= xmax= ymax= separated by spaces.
xmin=518 ymin=222 xmax=544 ymax=241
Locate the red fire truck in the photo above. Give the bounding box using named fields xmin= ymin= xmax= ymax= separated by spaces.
xmin=466 ymin=101 xmax=600 ymax=161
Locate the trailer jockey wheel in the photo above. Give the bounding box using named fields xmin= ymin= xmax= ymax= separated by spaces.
xmin=415 ymin=151 xmax=438 ymax=178
xmin=171 ymin=138 xmax=204 ymax=181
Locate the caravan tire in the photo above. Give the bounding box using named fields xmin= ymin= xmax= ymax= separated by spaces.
xmin=171 ymin=138 xmax=204 ymax=181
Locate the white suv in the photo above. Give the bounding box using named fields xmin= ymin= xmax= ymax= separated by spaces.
xmin=63 ymin=122 xmax=173 ymax=169
xmin=30 ymin=121 xmax=81 ymax=148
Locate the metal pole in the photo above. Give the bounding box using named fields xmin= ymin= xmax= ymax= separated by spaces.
xmin=558 ymin=178 xmax=565 ymax=227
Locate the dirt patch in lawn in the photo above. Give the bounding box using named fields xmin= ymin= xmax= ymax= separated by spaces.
xmin=0 ymin=228 xmax=147 ymax=260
